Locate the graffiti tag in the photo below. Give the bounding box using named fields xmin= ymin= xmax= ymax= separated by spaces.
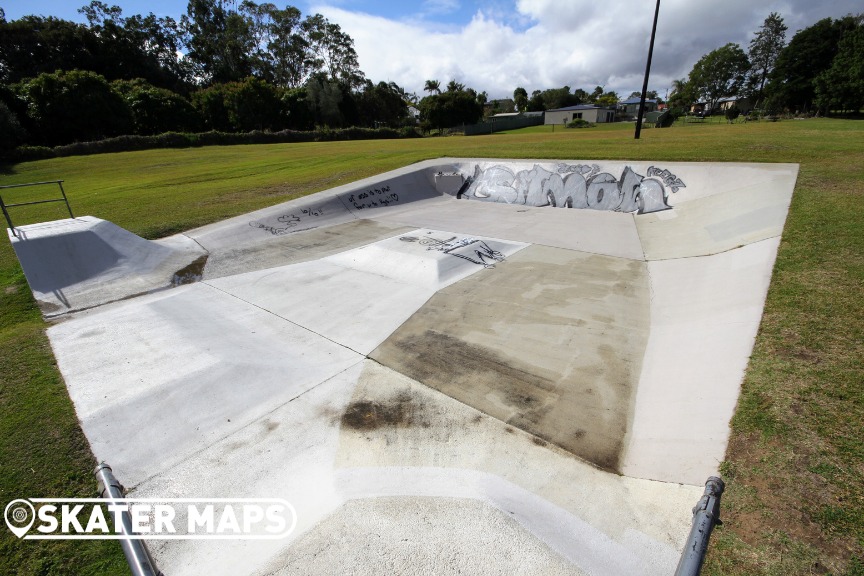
xmin=347 ymin=186 xmax=399 ymax=210
xmin=249 ymin=206 xmax=325 ymax=235
xmin=401 ymin=235 xmax=505 ymax=268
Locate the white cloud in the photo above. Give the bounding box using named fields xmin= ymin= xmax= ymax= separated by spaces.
xmin=314 ymin=0 xmax=864 ymax=100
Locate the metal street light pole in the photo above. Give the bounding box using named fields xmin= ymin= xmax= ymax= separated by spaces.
xmin=635 ymin=0 xmax=661 ymax=139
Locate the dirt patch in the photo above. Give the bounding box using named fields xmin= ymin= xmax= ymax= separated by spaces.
xmin=341 ymin=391 xmax=422 ymax=431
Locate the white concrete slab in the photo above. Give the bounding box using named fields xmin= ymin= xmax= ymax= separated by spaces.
xmin=47 ymin=283 xmax=363 ymax=486
xmin=636 ymin=174 xmax=796 ymax=259
xmin=206 ymin=229 xmax=526 ymax=354
xmin=323 ymin=229 xmax=528 ymax=288
xmin=9 ymin=216 xmax=206 ymax=315
xmin=621 ymin=237 xmax=782 ymax=484
xmin=129 ymin=360 xmax=701 ymax=576
xmin=205 ymin=260 xmax=436 ymax=355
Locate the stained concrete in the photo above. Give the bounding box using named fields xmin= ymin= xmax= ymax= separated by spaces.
xmin=9 ymin=158 xmax=800 ymax=576
xmin=131 ymin=359 xmax=699 ymax=576
xmin=370 ymin=245 xmax=650 ymax=471
xmin=200 ymin=219 xmax=415 ymax=279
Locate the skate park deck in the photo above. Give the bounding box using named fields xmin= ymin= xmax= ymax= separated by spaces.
xmin=8 ymin=157 xmax=798 ymax=575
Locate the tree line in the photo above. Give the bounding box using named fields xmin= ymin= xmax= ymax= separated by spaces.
xmin=668 ymin=12 xmax=864 ymax=116
xmin=0 ymin=1 xmax=417 ymax=152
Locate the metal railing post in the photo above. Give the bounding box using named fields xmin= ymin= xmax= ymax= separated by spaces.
xmin=0 ymin=195 xmax=16 ymax=237
xmin=0 ymin=180 xmax=75 ymax=235
xmin=94 ymin=463 xmax=163 ymax=576
xmin=57 ymin=181 xmax=74 ymax=219
xmin=674 ymin=476 xmax=725 ymax=576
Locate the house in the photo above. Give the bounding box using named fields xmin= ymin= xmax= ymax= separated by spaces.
xmin=716 ymin=96 xmax=755 ymax=113
xmin=544 ymin=105 xmax=615 ymax=125
xmin=484 ymin=98 xmax=516 ymax=116
xmin=407 ymin=105 xmax=420 ymax=123
xmin=617 ymin=97 xmax=657 ymax=119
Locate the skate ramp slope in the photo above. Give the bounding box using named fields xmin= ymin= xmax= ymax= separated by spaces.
xmin=36 ymin=158 xmax=798 ymax=576
xmin=8 ymin=215 xmax=206 ymax=316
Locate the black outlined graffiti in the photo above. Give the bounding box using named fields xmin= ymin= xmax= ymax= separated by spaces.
xmin=347 ymin=186 xmax=399 ymax=210
xmin=249 ymin=206 xmax=325 ymax=235
xmin=401 ymin=234 xmax=506 ymax=268
xmin=646 ymin=166 xmax=686 ymax=193
xmin=464 ymin=163 xmax=685 ymax=214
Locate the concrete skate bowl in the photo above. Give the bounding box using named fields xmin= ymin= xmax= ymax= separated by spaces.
xmin=12 ymin=158 xmax=798 ymax=575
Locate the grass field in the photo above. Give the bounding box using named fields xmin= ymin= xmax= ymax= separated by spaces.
xmin=1 ymin=119 xmax=862 ymax=575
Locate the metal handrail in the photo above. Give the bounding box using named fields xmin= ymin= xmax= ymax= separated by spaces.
xmin=1 ymin=180 xmax=74 ymax=237
xmin=94 ymin=463 xmax=163 ymax=576
xmin=674 ymin=476 xmax=725 ymax=576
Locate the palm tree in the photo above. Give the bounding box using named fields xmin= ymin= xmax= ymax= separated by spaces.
xmin=424 ymin=79 xmax=441 ymax=95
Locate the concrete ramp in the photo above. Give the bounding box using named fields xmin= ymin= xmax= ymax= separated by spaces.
xmin=9 ymin=216 xmax=207 ymax=316
xmin=28 ymin=158 xmax=798 ymax=576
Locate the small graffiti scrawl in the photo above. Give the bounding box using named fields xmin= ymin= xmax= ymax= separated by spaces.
xmin=463 ymin=163 xmax=685 ymax=214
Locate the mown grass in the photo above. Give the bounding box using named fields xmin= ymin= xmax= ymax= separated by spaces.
xmin=1 ymin=118 xmax=862 ymax=574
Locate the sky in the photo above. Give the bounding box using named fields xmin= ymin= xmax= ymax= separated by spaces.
xmin=3 ymin=0 xmax=861 ymax=100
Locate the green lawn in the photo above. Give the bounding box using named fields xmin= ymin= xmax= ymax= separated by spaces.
xmin=1 ymin=119 xmax=862 ymax=575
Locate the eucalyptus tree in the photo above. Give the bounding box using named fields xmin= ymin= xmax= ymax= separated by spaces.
xmin=747 ymin=12 xmax=787 ymax=100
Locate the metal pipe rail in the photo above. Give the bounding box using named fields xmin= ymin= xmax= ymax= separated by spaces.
xmin=674 ymin=476 xmax=725 ymax=576
xmin=94 ymin=463 xmax=163 ymax=576
xmin=0 ymin=180 xmax=74 ymax=237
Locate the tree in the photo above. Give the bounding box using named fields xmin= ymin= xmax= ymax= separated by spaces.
xmin=0 ymin=16 xmax=99 ymax=84
xmin=537 ymin=86 xmax=577 ymax=110
xmin=15 ymin=69 xmax=132 ymax=146
xmin=418 ymin=83 xmax=483 ymax=131
xmin=513 ymin=87 xmax=528 ymax=112
xmin=281 ymin=86 xmax=314 ymax=130
xmin=767 ymin=16 xmax=860 ymax=113
xmin=0 ymin=101 xmax=26 ymax=154
xmin=747 ymin=12 xmax=787 ymax=101
xmin=424 ymin=79 xmax=441 ymax=95
xmin=182 ymin=0 xmax=256 ymax=84
xmin=305 ymin=74 xmax=344 ymax=127
xmin=595 ymin=91 xmax=620 ymax=107
xmin=263 ymin=5 xmax=308 ymax=88
xmin=112 ymin=79 xmax=201 ymax=134
xmin=355 ymin=80 xmax=408 ymax=127
xmin=667 ymin=78 xmax=696 ymax=112
xmin=687 ymin=43 xmax=750 ymax=111
xmin=192 ymin=76 xmax=284 ymax=131
xmin=527 ymin=90 xmax=545 ymax=111
xmin=302 ymin=13 xmax=363 ymax=89
xmin=629 ymin=90 xmax=659 ymax=101
xmin=78 ymin=2 xmax=188 ymax=89
xmin=813 ymin=24 xmax=864 ymax=114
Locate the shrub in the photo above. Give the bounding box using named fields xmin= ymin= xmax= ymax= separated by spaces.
xmin=112 ymin=79 xmax=202 ymax=135
xmin=724 ymin=105 xmax=742 ymax=123
xmin=566 ymin=119 xmax=595 ymax=128
xmin=14 ymin=70 xmax=132 ymax=146
xmin=0 ymin=101 xmax=26 ymax=153
xmin=3 ymin=127 xmax=415 ymax=161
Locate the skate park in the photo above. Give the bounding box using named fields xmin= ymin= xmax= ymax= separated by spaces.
xmin=7 ymin=157 xmax=799 ymax=575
